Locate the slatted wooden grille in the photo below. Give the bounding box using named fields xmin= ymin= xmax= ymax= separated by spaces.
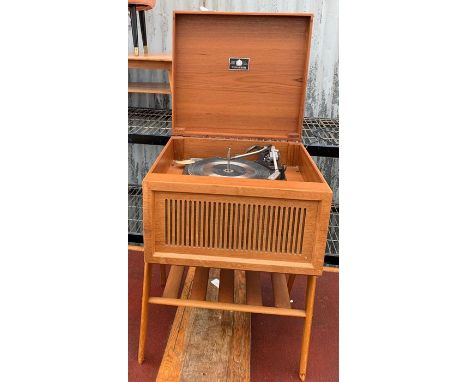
xmin=164 ymin=199 xmax=307 ymax=255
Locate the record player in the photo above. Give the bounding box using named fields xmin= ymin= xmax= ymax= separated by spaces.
xmin=139 ymin=12 xmax=333 ymax=380
xmin=143 ymin=12 xmax=332 ymax=276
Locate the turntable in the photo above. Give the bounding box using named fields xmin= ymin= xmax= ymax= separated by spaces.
xmin=139 ymin=11 xmax=333 ymax=381
xmin=180 ymin=145 xmax=286 ymax=180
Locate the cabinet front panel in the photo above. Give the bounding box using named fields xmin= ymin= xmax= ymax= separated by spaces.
xmin=149 ymin=191 xmax=320 ymax=264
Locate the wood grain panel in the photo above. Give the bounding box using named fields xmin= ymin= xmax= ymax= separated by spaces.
xmin=173 ymin=13 xmax=312 ymax=140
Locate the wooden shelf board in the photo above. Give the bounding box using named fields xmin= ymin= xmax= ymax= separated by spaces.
xmin=128 ymin=82 xmax=171 ymax=94
xmin=149 ymin=265 xmax=305 ymax=318
xmin=128 ymin=53 xmax=172 ymax=62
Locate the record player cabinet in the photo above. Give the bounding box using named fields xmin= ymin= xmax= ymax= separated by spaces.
xmin=139 ymin=12 xmax=333 ymax=381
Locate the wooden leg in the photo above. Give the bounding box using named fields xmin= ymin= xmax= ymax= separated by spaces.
xmin=287 ymin=274 xmax=296 ymax=294
xmin=160 ymin=264 xmax=167 ymax=287
xmin=129 ymin=5 xmax=139 ymax=56
xmin=138 ymin=262 xmax=153 ymax=364
xmin=138 ymin=10 xmax=148 ymax=54
xmin=299 ymin=275 xmax=317 ymax=381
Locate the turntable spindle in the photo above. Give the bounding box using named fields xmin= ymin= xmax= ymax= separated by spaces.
xmin=225 ymin=147 xmax=233 ymax=174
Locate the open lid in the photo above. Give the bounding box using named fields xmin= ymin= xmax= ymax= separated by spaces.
xmin=172 ymin=11 xmax=313 ymax=141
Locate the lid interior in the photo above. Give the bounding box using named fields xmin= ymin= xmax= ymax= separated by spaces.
xmin=173 ymin=12 xmax=313 ymax=141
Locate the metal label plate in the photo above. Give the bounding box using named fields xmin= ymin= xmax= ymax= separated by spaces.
xmin=229 ymin=57 xmax=250 ymax=71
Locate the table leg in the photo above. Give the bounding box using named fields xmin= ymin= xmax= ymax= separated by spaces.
xmin=299 ymin=275 xmax=317 ymax=381
xmin=129 ymin=5 xmax=139 ymax=56
xmin=138 ymin=261 xmax=153 ymax=364
xmin=138 ymin=11 xmax=148 ymax=54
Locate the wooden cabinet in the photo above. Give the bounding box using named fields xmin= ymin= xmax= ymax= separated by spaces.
xmin=143 ymin=135 xmax=332 ymax=276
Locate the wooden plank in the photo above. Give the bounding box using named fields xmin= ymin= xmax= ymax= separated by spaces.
xmin=156 ymin=268 xmax=251 ymax=382
xmin=155 ymin=267 xmax=195 ymax=382
xmin=245 ymin=271 xmax=262 ymax=306
xmin=189 ymin=267 xmax=210 ymax=300
xmin=162 ymin=265 xmax=185 ymax=298
xmin=228 ymin=270 xmax=250 ymax=381
xmin=128 ymin=53 xmax=172 ymax=71
xmin=128 ymin=82 xmax=171 ymax=94
xmin=271 ymin=273 xmax=291 ymax=308
xmin=218 ymin=269 xmax=234 ymax=303
xmin=180 ymin=269 xmax=231 ymax=381
xmin=148 ymin=297 xmax=305 ymax=317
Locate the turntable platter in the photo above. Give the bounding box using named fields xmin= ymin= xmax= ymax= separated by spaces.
xmin=184 ymin=157 xmax=271 ymax=179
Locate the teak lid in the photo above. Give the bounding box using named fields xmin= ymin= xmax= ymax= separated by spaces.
xmin=172 ymin=11 xmax=313 ymax=142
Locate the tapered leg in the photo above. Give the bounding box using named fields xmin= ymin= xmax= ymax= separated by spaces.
xmin=138 ymin=11 xmax=148 ymax=54
xmin=299 ymin=275 xmax=317 ymax=381
xmin=138 ymin=262 xmax=153 ymax=364
xmin=287 ymin=274 xmax=296 ymax=294
xmin=159 ymin=264 xmax=167 ymax=287
xmin=129 ymin=5 xmax=139 ymax=56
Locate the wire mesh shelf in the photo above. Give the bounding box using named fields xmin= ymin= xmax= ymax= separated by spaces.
xmin=128 ymin=107 xmax=339 ymax=148
xmin=128 ymin=185 xmax=143 ymax=235
xmin=326 ymin=204 xmax=339 ymax=258
xmin=128 ymin=107 xmax=172 ymax=137
xmin=302 ymin=118 xmax=339 ymax=147
xmin=128 ymin=184 xmax=339 ymax=261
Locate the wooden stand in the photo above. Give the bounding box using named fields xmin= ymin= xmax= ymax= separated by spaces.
xmin=128 ymin=53 xmax=173 ymax=94
xmin=138 ymin=263 xmax=317 ymax=381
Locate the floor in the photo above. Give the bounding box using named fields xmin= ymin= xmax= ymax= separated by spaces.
xmin=128 ymin=250 xmax=338 ymax=382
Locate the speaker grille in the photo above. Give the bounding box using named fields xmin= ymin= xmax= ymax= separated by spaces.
xmin=164 ymin=199 xmax=307 ymax=255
